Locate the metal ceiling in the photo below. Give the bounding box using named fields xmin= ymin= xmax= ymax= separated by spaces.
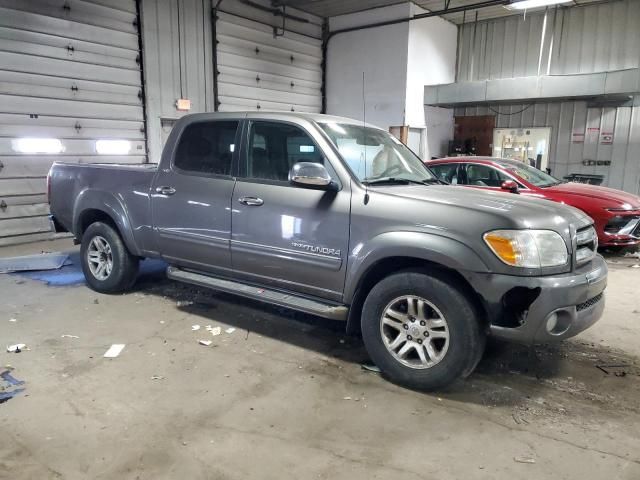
xmin=275 ymin=0 xmax=608 ymax=24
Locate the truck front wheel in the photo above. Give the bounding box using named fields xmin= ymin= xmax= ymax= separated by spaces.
xmin=80 ymin=222 xmax=139 ymax=293
xmin=361 ymin=270 xmax=486 ymax=390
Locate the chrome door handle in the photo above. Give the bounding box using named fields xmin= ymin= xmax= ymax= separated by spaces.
xmin=155 ymin=186 xmax=176 ymax=196
xmin=238 ymin=196 xmax=264 ymax=206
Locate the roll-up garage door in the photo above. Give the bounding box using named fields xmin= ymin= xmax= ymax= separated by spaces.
xmin=215 ymin=0 xmax=323 ymax=113
xmin=0 ymin=0 xmax=146 ymax=246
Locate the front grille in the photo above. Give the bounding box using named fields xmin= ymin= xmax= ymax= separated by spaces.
xmin=576 ymin=293 xmax=604 ymax=312
xmin=605 ymin=216 xmax=640 ymax=236
xmin=575 ymin=226 xmax=597 ymax=264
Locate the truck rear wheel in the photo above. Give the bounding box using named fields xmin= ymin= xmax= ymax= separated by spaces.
xmin=80 ymin=222 xmax=139 ymax=293
xmin=361 ymin=270 xmax=485 ymax=391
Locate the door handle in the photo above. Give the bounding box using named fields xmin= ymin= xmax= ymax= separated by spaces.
xmin=155 ymin=186 xmax=176 ymax=196
xmin=238 ymin=196 xmax=264 ymax=206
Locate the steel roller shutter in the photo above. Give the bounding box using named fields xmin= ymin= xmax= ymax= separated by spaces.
xmin=215 ymin=1 xmax=323 ymax=113
xmin=0 ymin=0 xmax=146 ymax=245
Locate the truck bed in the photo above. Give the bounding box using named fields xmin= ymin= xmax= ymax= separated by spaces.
xmin=48 ymin=162 xmax=158 ymax=252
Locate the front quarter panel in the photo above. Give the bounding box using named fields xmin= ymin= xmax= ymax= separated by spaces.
xmin=343 ymin=230 xmax=490 ymax=302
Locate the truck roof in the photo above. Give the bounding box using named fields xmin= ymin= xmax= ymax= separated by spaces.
xmin=178 ymin=111 xmax=381 ymax=130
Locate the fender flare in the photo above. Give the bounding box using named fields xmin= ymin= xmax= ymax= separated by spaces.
xmin=343 ymin=231 xmax=491 ymax=303
xmin=73 ymin=188 xmax=141 ymax=256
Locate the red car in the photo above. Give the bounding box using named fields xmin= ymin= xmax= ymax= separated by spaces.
xmin=426 ymin=157 xmax=640 ymax=249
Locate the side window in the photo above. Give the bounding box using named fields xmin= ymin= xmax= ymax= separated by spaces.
xmin=429 ymin=164 xmax=460 ymax=184
xmin=466 ymin=164 xmax=508 ymax=187
xmin=174 ymin=121 xmax=238 ymax=176
xmin=245 ymin=121 xmax=323 ymax=181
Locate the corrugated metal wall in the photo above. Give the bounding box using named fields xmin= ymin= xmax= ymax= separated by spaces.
xmin=457 ymin=0 xmax=640 ymax=82
xmin=454 ymin=101 xmax=640 ymax=195
xmin=140 ymin=0 xmax=214 ymax=163
xmin=0 ymin=0 xmax=146 ymax=246
xmin=453 ymin=0 xmax=640 ymax=195
xmin=216 ymin=0 xmax=323 ymax=113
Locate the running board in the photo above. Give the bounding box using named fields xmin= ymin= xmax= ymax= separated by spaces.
xmin=166 ymin=266 xmax=348 ymax=321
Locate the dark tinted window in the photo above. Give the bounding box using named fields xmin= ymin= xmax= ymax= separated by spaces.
xmin=429 ymin=163 xmax=460 ymax=184
xmin=466 ymin=164 xmax=508 ymax=187
xmin=174 ymin=121 xmax=238 ymax=175
xmin=244 ymin=121 xmax=323 ymax=181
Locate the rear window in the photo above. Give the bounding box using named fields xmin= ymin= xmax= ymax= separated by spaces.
xmin=174 ymin=121 xmax=238 ymax=176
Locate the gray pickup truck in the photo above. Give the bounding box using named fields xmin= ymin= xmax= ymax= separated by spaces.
xmin=48 ymin=112 xmax=607 ymax=389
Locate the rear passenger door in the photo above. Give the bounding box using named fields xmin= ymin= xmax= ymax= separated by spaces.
xmin=151 ymin=119 xmax=240 ymax=274
xmin=230 ymin=120 xmax=351 ymax=301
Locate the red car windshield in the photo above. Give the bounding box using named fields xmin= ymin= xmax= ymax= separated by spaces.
xmin=498 ymin=161 xmax=561 ymax=188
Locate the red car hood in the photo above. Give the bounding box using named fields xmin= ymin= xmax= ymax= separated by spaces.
xmin=545 ymin=182 xmax=640 ymax=209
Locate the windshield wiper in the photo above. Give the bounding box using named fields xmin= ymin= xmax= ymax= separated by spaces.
xmin=363 ymin=177 xmax=442 ymax=186
xmin=419 ymin=178 xmax=447 ymax=185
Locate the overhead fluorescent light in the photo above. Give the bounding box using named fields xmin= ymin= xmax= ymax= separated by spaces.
xmin=506 ymin=0 xmax=572 ymax=10
xmin=96 ymin=139 xmax=131 ymax=155
xmin=12 ymin=138 xmax=64 ymax=154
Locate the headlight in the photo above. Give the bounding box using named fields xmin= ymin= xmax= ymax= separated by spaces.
xmin=483 ymin=230 xmax=568 ymax=268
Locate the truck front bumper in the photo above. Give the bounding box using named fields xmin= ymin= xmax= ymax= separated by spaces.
xmin=468 ymin=255 xmax=608 ymax=344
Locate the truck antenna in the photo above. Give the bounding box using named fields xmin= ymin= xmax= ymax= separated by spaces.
xmin=362 ymin=71 xmax=370 ymax=205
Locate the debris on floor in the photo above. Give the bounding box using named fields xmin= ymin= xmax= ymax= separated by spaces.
xmin=103 ymin=344 xmax=125 ymax=358
xmin=61 ymin=334 xmax=79 ymax=339
xmin=361 ymin=363 xmax=381 ymax=373
xmin=151 ymin=375 xmax=165 ymax=380
xmin=191 ymin=325 xmax=201 ymax=331
xmin=177 ymin=300 xmax=194 ymax=307
xmin=513 ymin=456 xmax=536 ymax=464
xmin=9 ymin=318 xmax=17 ymax=322
xmin=206 ymin=326 xmax=221 ymax=336
xmin=0 ymin=368 xmax=25 ymax=404
xmin=225 ymin=327 xmax=236 ymax=334
xmin=0 ymin=252 xmax=70 ymax=274
xmin=624 ymin=251 xmax=640 ymax=259
xmin=595 ymin=364 xmax=630 ymax=375
xmin=199 ymin=340 xmax=212 ymax=346
xmin=7 ymin=344 xmax=27 ymax=353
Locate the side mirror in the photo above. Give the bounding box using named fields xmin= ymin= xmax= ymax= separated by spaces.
xmin=501 ymin=180 xmax=519 ymax=194
xmin=289 ymin=162 xmax=336 ymax=190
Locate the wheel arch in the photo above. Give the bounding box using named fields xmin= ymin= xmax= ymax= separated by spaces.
xmin=345 ymin=256 xmax=489 ymax=336
xmin=73 ymin=189 xmax=140 ymax=256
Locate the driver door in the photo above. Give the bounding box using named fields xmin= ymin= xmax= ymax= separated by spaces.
xmin=230 ymin=120 xmax=351 ymax=302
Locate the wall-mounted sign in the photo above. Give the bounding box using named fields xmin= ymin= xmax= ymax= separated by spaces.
xmin=572 ymin=132 xmax=585 ymax=143
xmin=600 ymin=132 xmax=614 ymax=145
xmin=176 ymin=98 xmax=191 ymax=111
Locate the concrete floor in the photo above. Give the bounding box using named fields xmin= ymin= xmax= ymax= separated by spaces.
xmin=1 ymin=239 xmax=639 ymax=480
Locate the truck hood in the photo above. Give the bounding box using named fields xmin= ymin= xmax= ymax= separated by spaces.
xmin=374 ymin=184 xmax=593 ymax=230
xmin=545 ymin=182 xmax=640 ymax=209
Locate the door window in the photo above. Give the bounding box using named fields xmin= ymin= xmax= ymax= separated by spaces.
xmin=174 ymin=121 xmax=238 ymax=176
xmin=465 ymin=164 xmax=508 ymax=187
xmin=429 ymin=163 xmax=460 ymax=184
xmin=243 ymin=122 xmax=324 ymax=181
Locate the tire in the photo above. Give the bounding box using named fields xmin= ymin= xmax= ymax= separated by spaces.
xmin=80 ymin=221 xmax=139 ymax=293
xmin=361 ymin=270 xmax=486 ymax=391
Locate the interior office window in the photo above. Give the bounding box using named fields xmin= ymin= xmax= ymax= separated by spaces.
xmin=245 ymin=122 xmax=323 ymax=181
xmin=174 ymin=121 xmax=238 ymax=175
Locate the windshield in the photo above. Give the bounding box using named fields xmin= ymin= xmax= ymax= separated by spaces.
xmin=319 ymin=122 xmax=435 ymax=184
xmin=501 ymin=161 xmax=561 ymax=188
